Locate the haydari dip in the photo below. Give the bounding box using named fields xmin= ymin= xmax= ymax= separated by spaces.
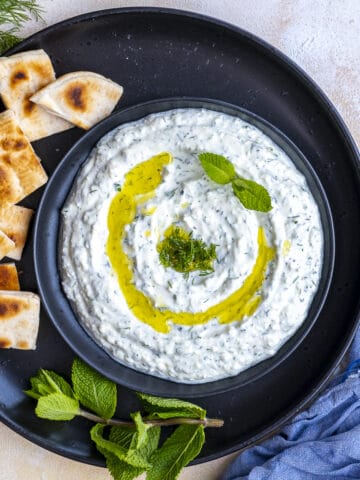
xmin=60 ymin=108 xmax=323 ymax=383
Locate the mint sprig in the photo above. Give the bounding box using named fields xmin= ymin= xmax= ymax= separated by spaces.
xmin=25 ymin=359 xmax=223 ymax=480
xmin=198 ymin=152 xmax=272 ymax=212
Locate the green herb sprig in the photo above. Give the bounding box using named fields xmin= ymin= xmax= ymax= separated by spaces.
xmin=157 ymin=226 xmax=217 ymax=277
xmin=198 ymin=152 xmax=272 ymax=212
xmin=25 ymin=358 xmax=223 ymax=480
xmin=0 ymin=0 xmax=44 ymax=54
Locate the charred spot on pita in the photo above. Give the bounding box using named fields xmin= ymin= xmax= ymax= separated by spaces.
xmin=11 ymin=70 xmax=28 ymax=86
xmin=0 ymin=298 xmax=30 ymax=319
xmin=0 ymin=268 xmax=11 ymax=287
xmin=23 ymin=96 xmax=36 ymax=115
xmin=66 ymin=84 xmax=86 ymax=111
xmin=0 ymin=300 xmax=21 ymax=318
xmin=0 ymin=154 xmax=11 ymax=165
xmin=2 ymin=138 xmax=26 ymax=151
xmin=6 ymin=232 xmax=16 ymax=243
xmin=0 ymin=264 xmax=19 ymax=290
xmin=0 ymin=338 xmax=11 ymax=348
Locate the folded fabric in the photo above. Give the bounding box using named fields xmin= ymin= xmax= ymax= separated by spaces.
xmin=222 ymin=327 xmax=360 ymax=480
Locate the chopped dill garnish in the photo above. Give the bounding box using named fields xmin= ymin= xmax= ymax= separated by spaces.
xmin=157 ymin=225 xmax=217 ymax=277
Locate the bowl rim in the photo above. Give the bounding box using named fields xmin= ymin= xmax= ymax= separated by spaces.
xmin=33 ymin=96 xmax=335 ymax=398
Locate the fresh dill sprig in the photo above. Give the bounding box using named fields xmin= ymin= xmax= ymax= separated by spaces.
xmin=157 ymin=226 xmax=217 ymax=277
xmin=0 ymin=28 xmax=19 ymax=52
xmin=0 ymin=0 xmax=44 ymax=54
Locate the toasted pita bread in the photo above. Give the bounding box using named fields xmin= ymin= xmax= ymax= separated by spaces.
xmin=0 ymin=230 xmax=15 ymax=260
xmin=0 ymin=203 xmax=33 ymax=260
xmin=31 ymin=71 xmax=123 ymax=130
xmin=0 ymin=290 xmax=40 ymax=349
xmin=0 ymin=110 xmax=48 ymax=203
xmin=0 ymin=263 xmax=19 ymax=290
xmin=0 ymin=49 xmax=72 ymax=141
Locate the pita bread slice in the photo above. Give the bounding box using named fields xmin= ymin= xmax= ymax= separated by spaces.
xmin=0 ymin=49 xmax=72 ymax=141
xmin=0 ymin=203 xmax=33 ymax=260
xmin=0 ymin=110 xmax=48 ymax=204
xmin=0 ymin=290 xmax=40 ymax=349
xmin=0 ymin=263 xmax=19 ymax=290
xmin=0 ymin=230 xmax=15 ymax=260
xmin=31 ymin=71 xmax=123 ymax=129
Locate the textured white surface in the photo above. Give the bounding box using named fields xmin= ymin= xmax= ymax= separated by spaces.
xmin=0 ymin=1 xmax=359 ymax=479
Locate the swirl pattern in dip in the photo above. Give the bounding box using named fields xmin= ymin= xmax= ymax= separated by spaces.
xmin=60 ymin=108 xmax=323 ymax=383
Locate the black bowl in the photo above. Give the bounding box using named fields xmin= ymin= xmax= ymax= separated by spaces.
xmin=33 ymin=97 xmax=334 ymax=397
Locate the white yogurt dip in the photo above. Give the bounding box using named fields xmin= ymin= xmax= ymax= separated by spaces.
xmin=60 ymin=108 xmax=323 ymax=383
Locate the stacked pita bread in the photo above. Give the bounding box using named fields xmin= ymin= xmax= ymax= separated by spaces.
xmin=0 ymin=264 xmax=40 ymax=349
xmin=0 ymin=110 xmax=44 ymax=261
xmin=0 ymin=50 xmax=72 ymax=141
xmin=0 ymin=49 xmax=123 ymax=350
xmin=0 ymin=105 xmax=44 ymax=347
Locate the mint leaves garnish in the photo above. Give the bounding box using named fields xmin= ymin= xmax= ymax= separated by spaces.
xmin=25 ymin=359 xmax=223 ymax=480
xmin=198 ymin=152 xmax=272 ymax=212
xmin=232 ymin=177 xmax=272 ymax=212
xmin=198 ymin=152 xmax=235 ymax=184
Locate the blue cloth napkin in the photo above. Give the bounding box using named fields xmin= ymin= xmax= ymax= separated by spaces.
xmin=222 ymin=328 xmax=360 ymax=480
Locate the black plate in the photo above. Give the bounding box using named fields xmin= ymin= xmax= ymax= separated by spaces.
xmin=1 ymin=8 xmax=360 ymax=467
xmin=33 ymin=97 xmax=335 ymax=398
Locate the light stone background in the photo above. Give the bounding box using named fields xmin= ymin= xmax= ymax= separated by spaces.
xmin=0 ymin=1 xmax=359 ymax=479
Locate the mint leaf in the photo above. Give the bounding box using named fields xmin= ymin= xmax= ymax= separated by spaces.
xmin=198 ymin=152 xmax=235 ymax=184
xmin=109 ymin=426 xmax=134 ymax=449
xmin=110 ymin=424 xmax=160 ymax=459
xmin=131 ymin=411 xmax=150 ymax=448
xmin=148 ymin=425 xmax=205 ymax=480
xmin=25 ymin=369 xmax=75 ymax=400
xmin=35 ymin=393 xmax=79 ymax=421
xmin=72 ymin=358 xmax=117 ymax=419
xmin=137 ymin=392 xmax=206 ymax=419
xmin=93 ymin=427 xmax=143 ymax=480
xmin=232 ymin=177 xmax=272 ymax=212
xmin=90 ymin=424 xmax=151 ymax=469
xmin=106 ymin=452 xmax=143 ymax=480
xmin=105 ymin=425 xmax=160 ymax=480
